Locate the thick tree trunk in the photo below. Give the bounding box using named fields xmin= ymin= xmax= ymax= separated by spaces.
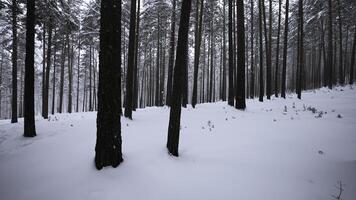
xmin=124 ymin=0 xmax=137 ymax=119
xmin=167 ymin=0 xmax=192 ymax=157
xmin=296 ymin=0 xmax=304 ymax=99
xmin=95 ymin=0 xmax=123 ymax=170
xmin=192 ymin=0 xmax=204 ymax=108
xmin=235 ymin=0 xmax=246 ymax=109
xmin=24 ymin=0 xmax=36 ymax=137
xmin=281 ymin=0 xmax=289 ymax=98
xmin=166 ymin=0 xmax=176 ymax=106
xmin=11 ymin=0 xmax=18 ymax=123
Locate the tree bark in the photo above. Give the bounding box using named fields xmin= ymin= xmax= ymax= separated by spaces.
xmin=228 ymin=0 xmax=234 ymax=106
xmin=43 ymin=21 xmax=52 ymax=118
xmin=11 ymin=0 xmax=18 ymax=123
xmin=24 ymin=0 xmax=36 ymax=137
xmin=95 ymin=0 xmax=123 ymax=170
xmin=167 ymin=0 xmax=192 ymax=157
xmin=274 ymin=0 xmax=281 ymax=97
xmin=281 ymin=0 xmax=289 ymax=98
xmin=258 ymin=0 xmax=264 ymax=102
xmin=235 ymin=0 xmax=246 ymax=109
xmin=124 ymin=0 xmax=137 ymax=119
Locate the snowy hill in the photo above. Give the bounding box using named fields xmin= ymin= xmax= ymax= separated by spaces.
xmin=1 ymin=86 xmax=356 ymax=200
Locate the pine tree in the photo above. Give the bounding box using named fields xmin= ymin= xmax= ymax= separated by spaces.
xmin=11 ymin=0 xmax=18 ymax=123
xmin=235 ymin=0 xmax=246 ymax=109
xmin=228 ymin=0 xmax=234 ymax=106
xmin=95 ymin=0 xmax=123 ymax=170
xmin=167 ymin=0 xmax=192 ymax=157
xmin=258 ymin=0 xmax=264 ymax=102
xmin=281 ymin=0 xmax=289 ymax=98
xmin=24 ymin=0 xmax=36 ymax=137
xmin=166 ymin=0 xmax=176 ymax=106
xmin=124 ymin=0 xmax=137 ymax=119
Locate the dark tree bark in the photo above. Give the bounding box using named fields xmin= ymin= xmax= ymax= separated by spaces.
xmin=124 ymin=0 xmax=136 ymax=119
xmin=235 ymin=0 xmax=246 ymax=109
xmin=11 ymin=0 xmax=18 ymax=123
xmin=24 ymin=0 xmax=36 ymax=137
xmin=337 ymin=0 xmax=344 ymax=85
xmin=228 ymin=0 xmax=234 ymax=106
xmin=76 ymin=39 xmax=80 ymax=112
xmin=155 ymin=11 xmax=160 ymax=107
xmin=327 ymin=0 xmax=333 ymax=89
xmin=274 ymin=0 xmax=281 ymax=97
xmin=89 ymin=45 xmax=93 ymax=111
xmin=296 ymin=0 xmax=304 ymax=99
xmin=166 ymin=0 xmax=176 ymax=106
xmin=67 ymin=37 xmax=73 ymax=113
xmin=167 ymin=0 xmax=192 ymax=157
xmin=95 ymin=0 xmax=123 ymax=170
xmin=281 ymin=0 xmax=289 ymax=98
xmin=133 ymin=0 xmax=140 ymax=110
xmin=249 ymin=0 xmax=254 ymax=99
xmin=258 ymin=0 xmax=264 ymax=102
xmin=52 ymin=29 xmax=57 ymax=115
xmin=222 ymin=0 xmax=227 ymax=101
xmin=192 ymin=0 xmax=204 ymax=108
xmin=350 ymin=27 xmax=356 ymax=85
xmin=43 ymin=22 xmax=52 ymax=118
xmin=42 ymin=23 xmax=46 ymax=118
xmin=59 ymin=39 xmax=65 ymax=113
xmin=262 ymin=0 xmax=271 ymax=100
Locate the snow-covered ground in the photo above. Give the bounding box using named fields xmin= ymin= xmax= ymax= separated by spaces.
xmin=1 ymin=86 xmax=356 ymax=200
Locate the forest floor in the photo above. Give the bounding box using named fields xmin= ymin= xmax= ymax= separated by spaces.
xmin=0 ymin=86 xmax=356 ymax=200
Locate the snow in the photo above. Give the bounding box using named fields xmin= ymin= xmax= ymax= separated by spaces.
xmin=1 ymin=86 xmax=356 ymax=200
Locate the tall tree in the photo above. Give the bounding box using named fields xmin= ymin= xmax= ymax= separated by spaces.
xmin=222 ymin=0 xmax=227 ymax=101
xmin=11 ymin=0 xmax=18 ymax=123
xmin=296 ymin=0 xmax=304 ymax=99
xmin=258 ymin=0 xmax=264 ymax=102
xmin=95 ymin=0 xmax=123 ymax=170
xmin=24 ymin=0 xmax=36 ymax=137
xmin=274 ymin=0 xmax=282 ymax=97
xmin=249 ymin=0 xmax=254 ymax=99
xmin=262 ymin=0 xmax=271 ymax=99
xmin=192 ymin=0 xmax=204 ymax=108
xmin=350 ymin=27 xmax=356 ymax=85
xmin=281 ymin=0 xmax=289 ymax=98
xmin=228 ymin=0 xmax=234 ymax=106
xmin=166 ymin=0 xmax=176 ymax=106
xmin=124 ymin=0 xmax=136 ymax=119
xmin=167 ymin=0 xmax=192 ymax=157
xmin=337 ymin=0 xmax=344 ymax=85
xmin=43 ymin=21 xmax=52 ymax=119
xmin=235 ymin=0 xmax=246 ymax=109
xmin=327 ymin=0 xmax=333 ymax=89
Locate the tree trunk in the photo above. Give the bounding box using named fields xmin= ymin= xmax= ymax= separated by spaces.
xmin=281 ymin=0 xmax=289 ymax=98
xmin=89 ymin=45 xmax=93 ymax=111
xmin=76 ymin=39 xmax=80 ymax=112
xmin=296 ymin=0 xmax=304 ymax=99
xmin=350 ymin=27 xmax=356 ymax=85
xmin=95 ymin=0 xmax=123 ymax=170
xmin=167 ymin=0 xmax=192 ymax=157
xmin=59 ymin=38 xmax=65 ymax=113
xmin=11 ymin=0 xmax=18 ymax=123
xmin=192 ymin=0 xmax=204 ymax=108
xmin=166 ymin=0 xmax=176 ymax=106
xmin=42 ymin=23 xmax=46 ymax=118
xmin=337 ymin=0 xmax=344 ymax=85
xmin=228 ymin=0 xmax=234 ymax=106
xmin=249 ymin=0 xmax=254 ymax=99
xmin=262 ymin=0 xmax=271 ymax=100
xmin=327 ymin=0 xmax=333 ymax=89
xmin=155 ymin=11 xmax=160 ymax=107
xmin=274 ymin=0 xmax=281 ymax=97
xmin=24 ymin=0 xmax=36 ymax=137
xmin=133 ymin=0 xmax=141 ymax=110
xmin=124 ymin=0 xmax=137 ymax=119
xmin=52 ymin=29 xmax=57 ymax=115
xmin=258 ymin=0 xmax=264 ymax=102
xmin=235 ymin=0 xmax=246 ymax=109
xmin=43 ymin=21 xmax=52 ymax=118
xmin=67 ymin=36 xmax=73 ymax=113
